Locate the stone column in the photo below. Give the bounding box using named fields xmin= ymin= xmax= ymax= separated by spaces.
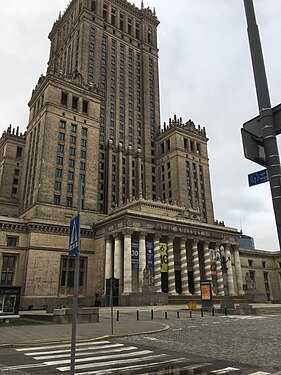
xmin=203 ymin=241 xmax=212 ymax=281
xmin=153 ymin=236 xmax=161 ymax=293
xmin=215 ymin=243 xmax=224 ymax=296
xmin=104 ymin=237 xmax=113 ymax=293
xmin=123 ymin=231 xmax=132 ymax=294
xmin=225 ymin=244 xmax=235 ymax=296
xmin=114 ymin=234 xmax=122 ymax=281
xmin=167 ymin=237 xmax=176 ymax=294
xmin=192 ymin=239 xmax=201 ymax=295
xmin=138 ymin=232 xmax=146 ymax=292
xmin=234 ymin=245 xmax=244 ymax=295
xmin=180 ymin=238 xmax=190 ymax=294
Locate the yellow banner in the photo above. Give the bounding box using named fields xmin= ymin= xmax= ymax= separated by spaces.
xmin=159 ymin=243 xmax=168 ymax=272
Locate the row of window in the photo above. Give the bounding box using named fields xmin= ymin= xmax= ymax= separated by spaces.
xmin=61 ymin=92 xmax=89 ymax=115
xmin=0 ymin=254 xmax=86 ymax=289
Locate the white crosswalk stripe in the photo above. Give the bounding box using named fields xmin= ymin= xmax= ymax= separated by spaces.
xmin=10 ymin=340 xmax=274 ymax=374
xmin=14 ymin=340 xmax=187 ymax=373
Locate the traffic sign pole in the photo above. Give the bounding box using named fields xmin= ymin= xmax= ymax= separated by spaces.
xmin=243 ymin=0 xmax=281 ymax=250
xmin=70 ymin=176 xmax=82 ymax=375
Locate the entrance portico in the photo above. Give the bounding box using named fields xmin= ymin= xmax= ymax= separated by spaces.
xmin=94 ymin=199 xmax=243 ymax=306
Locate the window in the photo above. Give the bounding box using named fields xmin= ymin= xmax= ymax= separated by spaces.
xmin=56 ymin=168 xmax=63 ymax=178
xmin=67 ymin=183 xmax=73 ymax=193
xmin=80 ymin=174 xmax=85 ymax=183
xmin=60 ymin=120 xmax=66 ymax=129
xmin=57 ymin=156 xmax=63 ymax=165
xmin=69 ymin=159 xmax=75 ymax=168
xmin=80 ymin=150 xmax=86 ymax=159
xmin=61 ymin=92 xmax=68 ymax=106
xmin=81 ymin=139 xmax=87 ymax=147
xmin=16 ymin=147 xmax=23 ymax=159
xmin=82 ymin=100 xmax=88 ymax=115
xmin=1 ymin=255 xmax=16 ymax=286
xmin=66 ymin=196 xmax=73 ymax=208
xmin=248 ymin=259 xmax=253 ymax=267
xmin=68 ymin=171 xmax=74 ymax=180
xmin=6 ymin=236 xmax=17 ymax=247
xmin=82 ymin=127 xmax=88 ymax=136
xmin=80 ymin=162 xmax=86 ymax=170
xmin=59 ymin=132 xmax=65 ymax=141
xmin=54 ymin=181 xmax=62 ymax=190
xmin=262 ymin=261 xmax=266 ymax=268
xmin=72 ymin=97 xmax=78 ymax=110
xmin=69 ymin=147 xmax=76 ymax=156
xmin=58 ymin=144 xmax=64 ymax=153
xmin=70 ymin=135 xmax=76 ymax=144
xmin=71 ymin=123 xmax=77 ymax=132
xmin=53 ymin=194 xmax=61 ymax=205
xmin=14 ymin=169 xmax=20 ymax=176
xmin=60 ymin=257 xmax=86 ymax=288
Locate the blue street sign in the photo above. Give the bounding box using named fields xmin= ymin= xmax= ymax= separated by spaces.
xmin=248 ymin=169 xmax=269 ymax=187
xmin=69 ymin=214 xmax=80 ymax=256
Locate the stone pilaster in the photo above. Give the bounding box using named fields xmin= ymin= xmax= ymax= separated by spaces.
xmin=203 ymin=241 xmax=211 ymax=281
xmin=225 ymin=244 xmax=235 ymax=296
xmin=104 ymin=237 xmax=113 ymax=292
xmin=114 ymin=233 xmax=122 ymax=281
xmin=123 ymin=231 xmax=132 ymax=294
xmin=215 ymin=244 xmax=224 ymax=296
xmin=139 ymin=232 xmax=146 ymax=292
xmin=153 ymin=236 xmax=161 ymax=293
xmin=192 ymin=239 xmax=201 ymax=295
xmin=167 ymin=237 xmax=176 ymax=294
xmin=180 ymin=238 xmax=190 ymax=294
xmin=234 ymin=245 xmax=244 ymax=296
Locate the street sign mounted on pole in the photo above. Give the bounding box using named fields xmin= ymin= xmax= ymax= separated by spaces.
xmin=248 ymin=169 xmax=268 ymax=187
xmin=69 ymin=214 xmax=80 ymax=256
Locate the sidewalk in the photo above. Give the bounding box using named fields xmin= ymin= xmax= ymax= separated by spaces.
xmin=1 ymin=303 xmax=280 ymax=348
xmin=0 ymin=314 xmax=169 ymax=348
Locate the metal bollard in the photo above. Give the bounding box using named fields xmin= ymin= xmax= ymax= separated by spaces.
xmin=201 ymin=308 xmax=204 ymax=317
xmin=165 ymin=311 xmax=168 ymax=319
xmin=189 ymin=309 xmax=192 ymax=318
xmin=151 ymin=309 xmax=154 ymax=320
xmin=177 ymin=310 xmax=180 ymax=319
xmin=212 ymin=307 xmax=215 ymax=316
xmin=117 ymin=310 xmax=119 ymax=321
xmin=137 ymin=310 xmax=139 ymax=321
xmin=224 ymin=306 xmax=227 ymax=316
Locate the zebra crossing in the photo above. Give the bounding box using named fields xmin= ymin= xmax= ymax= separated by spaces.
xmin=0 ymin=340 xmax=273 ymax=374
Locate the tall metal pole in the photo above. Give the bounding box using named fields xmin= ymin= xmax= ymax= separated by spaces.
xmin=243 ymin=0 xmax=281 ymax=249
xmin=70 ymin=177 xmax=82 ymax=374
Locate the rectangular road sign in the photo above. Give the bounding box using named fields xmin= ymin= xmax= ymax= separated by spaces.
xmin=69 ymin=214 xmax=80 ymax=256
xmin=248 ymin=169 xmax=268 ymax=187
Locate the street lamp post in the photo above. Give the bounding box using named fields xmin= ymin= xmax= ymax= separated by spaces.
xmin=216 ymin=245 xmax=235 ymax=309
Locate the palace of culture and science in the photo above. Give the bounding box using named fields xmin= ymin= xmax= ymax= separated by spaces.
xmin=0 ymin=0 xmax=280 ymax=308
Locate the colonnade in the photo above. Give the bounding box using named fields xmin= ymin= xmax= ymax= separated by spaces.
xmin=104 ymin=232 xmax=244 ymax=297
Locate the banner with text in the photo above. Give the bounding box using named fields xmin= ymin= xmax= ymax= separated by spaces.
xmin=160 ymin=243 xmax=168 ymax=272
xmin=131 ymin=239 xmax=139 ymax=271
xmin=146 ymin=240 xmax=154 ymax=271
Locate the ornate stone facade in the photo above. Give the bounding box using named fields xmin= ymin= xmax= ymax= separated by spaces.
xmin=0 ymin=0 xmax=280 ymax=308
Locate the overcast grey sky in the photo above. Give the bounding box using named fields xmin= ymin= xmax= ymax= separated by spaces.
xmin=1 ymin=1 xmax=281 ymax=251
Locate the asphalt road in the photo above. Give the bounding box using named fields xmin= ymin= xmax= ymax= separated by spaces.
xmin=116 ymin=310 xmax=281 ymax=373
xmin=0 ymin=310 xmax=280 ymax=374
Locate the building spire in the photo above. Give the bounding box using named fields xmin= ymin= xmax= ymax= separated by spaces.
xmin=141 ymin=0 xmax=144 ymax=9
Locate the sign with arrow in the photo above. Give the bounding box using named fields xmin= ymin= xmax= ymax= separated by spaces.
xmin=69 ymin=214 xmax=80 ymax=256
xmin=248 ymin=169 xmax=269 ymax=187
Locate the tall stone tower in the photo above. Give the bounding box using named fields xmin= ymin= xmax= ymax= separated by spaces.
xmin=45 ymin=0 xmax=161 ymax=215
